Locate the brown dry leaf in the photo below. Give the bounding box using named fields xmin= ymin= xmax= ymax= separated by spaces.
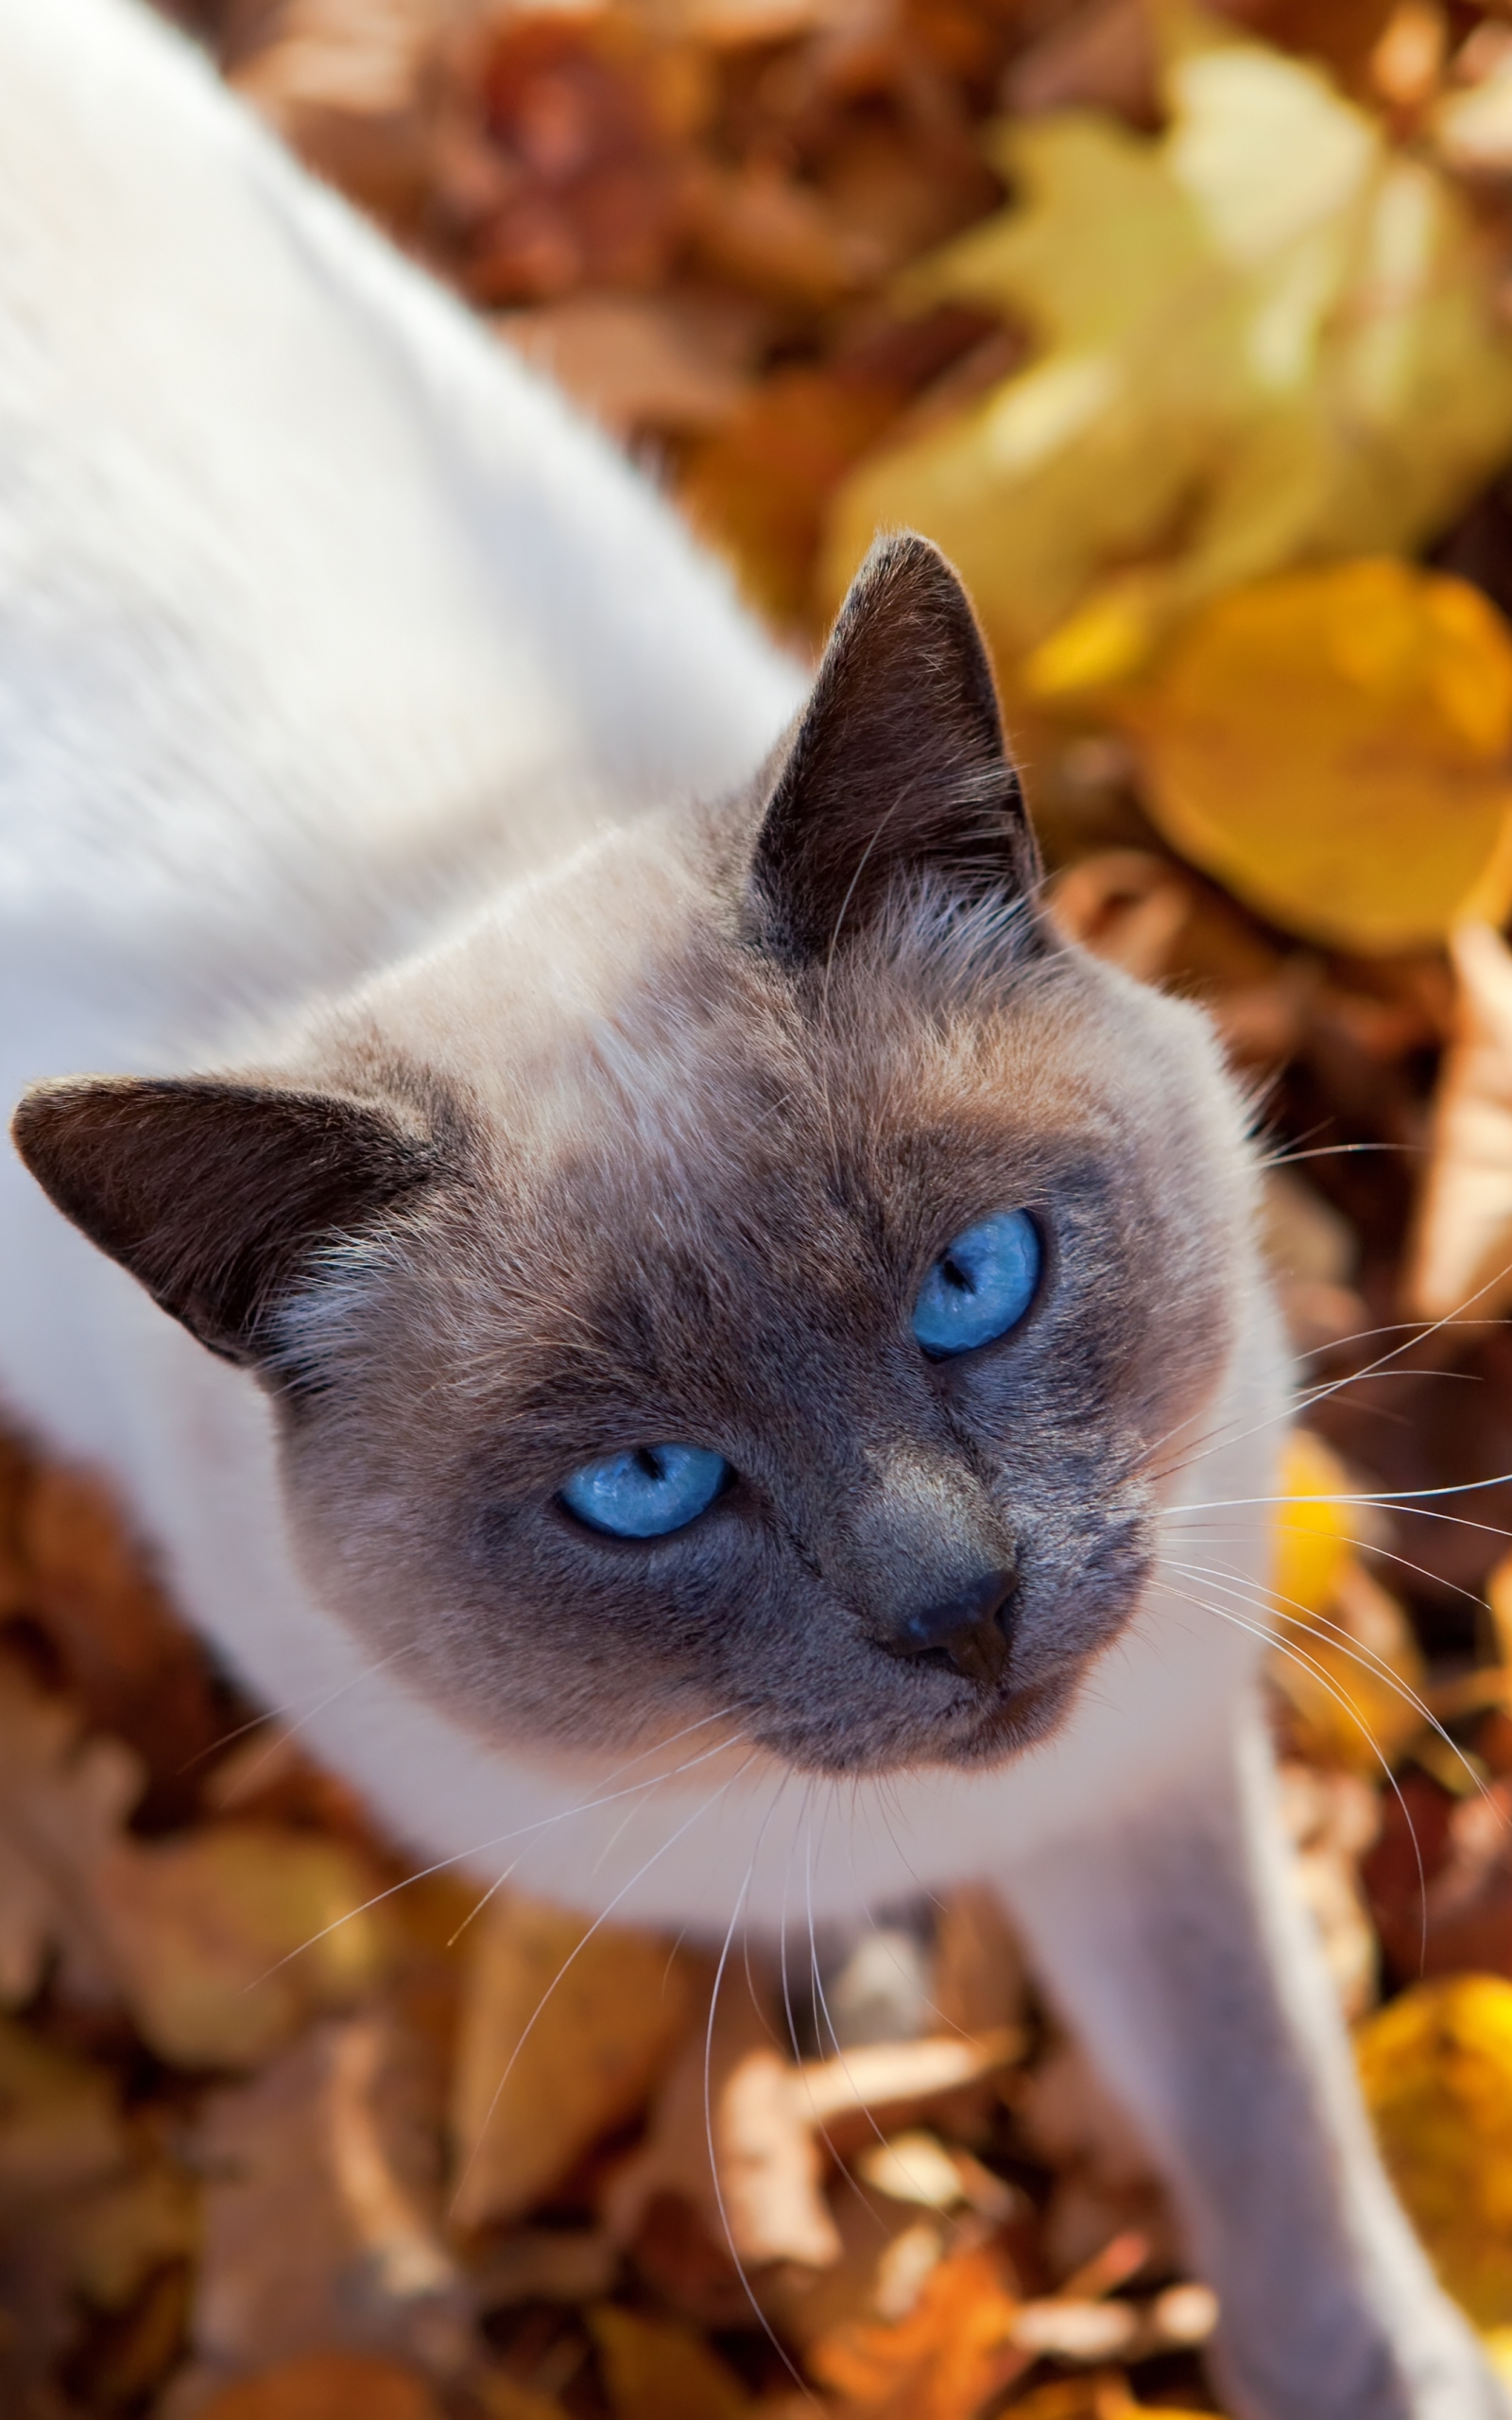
xmin=806 ymin=2238 xmax=1021 ymax=2417
xmin=437 ymin=9 xmax=699 ymax=308
xmin=1368 ymin=1768 xmax=1512 ymax=1982
xmin=14 ymin=1458 xmax=227 ymax=1811
xmin=600 ymin=1953 xmax=820 ymax=2279
xmin=472 ymin=2372 xmax=573 ymax=2420
xmin=1357 ymin=1973 xmax=1512 ymax=2327
xmin=720 ymin=2027 xmax=1023 ymax=2269
xmin=591 ymin=2302 xmax=752 ymax=2420
xmin=497 ymin=293 xmax=751 ymax=436
xmin=1408 ymin=921 xmax=1512 ymax=1321
xmin=1127 ymin=561 xmax=1512 ymax=954
xmin=472 ymin=2373 xmax=573 ymax=2420
xmin=224 ymin=0 xmax=440 ymax=220
xmin=679 ymin=365 xmax=910 ymax=629
xmin=0 ymin=2014 xmax=198 ymax=2408
xmin=1004 ymin=0 xmax=1158 ymax=125
xmin=1276 ymin=1762 xmax=1380 ymax=2017
xmin=0 ymin=1649 xmax=142 ymax=2009
xmin=198 ymin=2349 xmax=447 ymax=2420
xmin=472 ymin=2225 xmax=618 ymax=2308
xmin=89 ymin=1823 xmax=396 ymax=2070
xmin=449 ymin=1892 xmax=692 ymax=2230
xmin=1015 ymin=2037 xmax=1176 ymax=2281
xmin=1048 ymin=848 xmax=1196 ymax=981
xmin=190 ymin=2014 xmax=466 ymax=2377
xmin=1260 ymin=1168 xmax=1366 ymax=1358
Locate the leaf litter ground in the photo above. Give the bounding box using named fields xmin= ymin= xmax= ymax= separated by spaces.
xmin=17 ymin=0 xmax=1512 ymax=2411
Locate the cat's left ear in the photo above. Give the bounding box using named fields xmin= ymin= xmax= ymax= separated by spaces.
xmin=749 ymin=531 xmax=1042 ymax=961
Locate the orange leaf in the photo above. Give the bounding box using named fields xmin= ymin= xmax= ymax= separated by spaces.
xmin=198 ymin=2351 xmax=445 ymax=2420
xmin=807 ymin=2240 xmax=1020 ymax=2419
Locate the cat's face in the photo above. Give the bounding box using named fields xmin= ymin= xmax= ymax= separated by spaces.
xmin=13 ymin=537 xmax=1257 ymax=1780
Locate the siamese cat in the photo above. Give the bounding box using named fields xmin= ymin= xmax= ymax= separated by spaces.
xmin=0 ymin=0 xmax=1500 ymax=2411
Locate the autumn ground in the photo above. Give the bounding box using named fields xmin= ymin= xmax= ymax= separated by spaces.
xmin=10 ymin=0 xmax=1512 ymax=2413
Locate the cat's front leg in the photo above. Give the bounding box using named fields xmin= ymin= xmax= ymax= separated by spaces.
xmin=997 ymin=1709 xmax=1505 ymax=2420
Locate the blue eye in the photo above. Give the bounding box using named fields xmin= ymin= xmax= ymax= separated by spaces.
xmin=559 ymin=1443 xmax=730 ymax=1539
xmin=911 ymin=1209 xmax=1041 ymax=1358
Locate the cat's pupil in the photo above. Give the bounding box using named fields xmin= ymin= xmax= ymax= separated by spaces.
xmin=942 ymin=1254 xmax=971 ymax=1294
xmin=634 ymin=1447 xmax=664 ymax=1481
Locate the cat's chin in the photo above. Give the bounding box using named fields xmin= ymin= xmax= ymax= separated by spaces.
xmin=759 ymin=1668 xmax=1085 ymax=1782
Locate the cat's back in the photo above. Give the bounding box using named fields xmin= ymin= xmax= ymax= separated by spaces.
xmin=0 ymin=0 xmax=800 ymax=1065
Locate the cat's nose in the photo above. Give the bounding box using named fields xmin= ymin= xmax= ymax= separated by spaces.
xmin=880 ymin=1564 xmax=1016 ymax=1687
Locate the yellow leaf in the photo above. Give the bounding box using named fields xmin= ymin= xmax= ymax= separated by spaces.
xmin=822 ymin=20 xmax=1512 ymax=690
xmin=1272 ymin=1431 xmax=1356 ymax=1618
xmin=591 ymin=2304 xmax=752 ymax=2420
xmin=1269 ymin=1431 xmax=1426 ymax=1775
xmin=1125 ymin=561 xmax=1512 ymax=952
xmin=449 ymin=1893 xmax=691 ymax=2229
xmin=1357 ymin=1975 xmax=1512 ymax=2328
xmin=94 ymin=1824 xmax=394 ymax=2070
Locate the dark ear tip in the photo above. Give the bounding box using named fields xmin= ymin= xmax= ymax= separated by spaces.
xmin=11 ymin=1077 xmax=100 ymax=1172
xmin=850 ymin=528 xmax=967 ymax=604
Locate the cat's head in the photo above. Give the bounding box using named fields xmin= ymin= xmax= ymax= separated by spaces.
xmin=12 ymin=537 xmax=1259 ymax=1778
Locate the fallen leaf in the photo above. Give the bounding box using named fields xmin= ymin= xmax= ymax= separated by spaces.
xmin=1408 ymin=921 xmax=1512 ymax=1321
xmin=197 ymin=2349 xmax=447 ymax=2420
xmin=1357 ymin=1973 xmax=1512 ymax=2326
xmin=1433 ymin=28 xmax=1512 ymax=174
xmin=1271 ymin=1429 xmax=1359 ymax=1618
xmin=855 ymin=2133 xmax=968 ymax=2213
xmin=1125 ymin=561 xmax=1512 ymax=953
xmin=1004 ymin=0 xmax=1158 ymax=126
xmin=824 ymin=19 xmax=1512 ymax=689
xmin=1049 ymin=846 xmax=1196 ymax=980
xmin=224 ymin=0 xmax=439 ymax=220
xmin=806 ymin=2238 xmax=1020 ymax=2417
xmin=1009 ymin=2295 xmax=1139 ymax=2360
xmin=437 ymin=9 xmax=697 ymax=307
xmin=0 ymin=1649 xmax=143 ymax=2009
xmin=1270 ymin=1551 xmax=1429 ymax=1777
xmin=92 ymin=1824 xmax=396 ymax=2070
xmin=591 ymin=2303 xmax=751 ymax=2420
xmin=472 ymin=2226 xmax=618 ymax=2308
xmin=1014 ymin=2035 xmax=1176 ymax=2282
xmin=1277 ymin=1761 xmax=1381 ymax=2015
xmin=798 ymin=2028 xmax=1025 ymax=2125
xmin=190 ymin=2015 xmax=466 ymax=2375
xmin=449 ymin=1892 xmax=691 ymax=2230
xmin=0 ymin=2014 xmax=197 ymax=2406
xmin=13 ymin=1457 xmax=226 ymax=1820
xmin=497 ymin=293 xmax=752 ymax=435
xmin=679 ymin=365 xmax=913 ymax=629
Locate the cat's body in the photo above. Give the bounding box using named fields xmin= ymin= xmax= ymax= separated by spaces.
xmin=0 ymin=0 xmax=1503 ymax=2412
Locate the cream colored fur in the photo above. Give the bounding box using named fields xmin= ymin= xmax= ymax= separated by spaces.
xmin=0 ymin=0 xmax=1503 ymax=2411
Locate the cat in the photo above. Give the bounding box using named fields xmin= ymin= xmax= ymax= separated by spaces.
xmin=0 ymin=0 xmax=1502 ymax=2411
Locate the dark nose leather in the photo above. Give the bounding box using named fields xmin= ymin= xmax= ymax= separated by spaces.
xmin=881 ymin=1565 xmax=1016 ymax=1688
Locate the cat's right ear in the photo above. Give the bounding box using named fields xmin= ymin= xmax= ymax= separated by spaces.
xmin=748 ymin=531 xmax=1042 ymax=962
xmin=10 ymin=1076 xmax=439 ymax=1372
